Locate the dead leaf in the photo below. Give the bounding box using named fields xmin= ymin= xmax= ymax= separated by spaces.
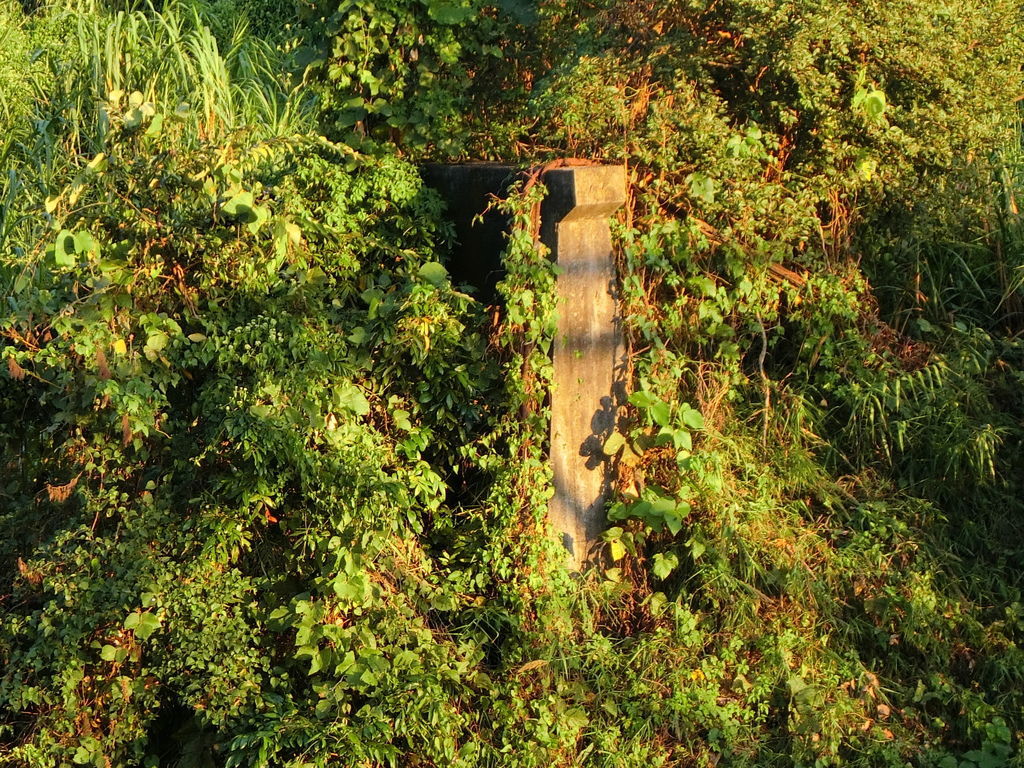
xmin=46 ymin=474 xmax=80 ymax=503
xmin=7 ymin=357 xmax=25 ymax=380
xmin=516 ymin=659 xmax=548 ymax=675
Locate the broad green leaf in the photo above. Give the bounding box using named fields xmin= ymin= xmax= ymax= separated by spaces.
xmin=664 ymin=511 xmax=683 ymax=536
xmin=54 ymin=230 xmax=76 ymax=267
xmin=133 ymin=612 xmax=161 ymax=640
xmin=864 ymin=90 xmax=886 ymax=118
xmin=681 ymin=406 xmax=704 ymax=430
xmin=648 ymin=591 xmax=667 ymax=615
xmin=650 ymin=400 xmax=671 ymax=427
xmin=425 ymin=0 xmax=475 ymax=24
xmin=13 ymin=271 xmax=31 ymax=294
xmin=273 ymin=217 xmax=297 ymax=258
xmin=670 ymin=427 xmax=692 ymax=451
xmin=391 ymin=408 xmax=412 ymax=431
xmin=222 ymin=190 xmax=254 ymax=217
xmin=602 ymin=431 xmax=625 ymax=456
xmin=308 ymin=647 xmax=324 ymax=674
xmin=563 ymin=707 xmax=589 ymax=731
xmin=144 ymin=112 xmax=164 ymax=138
xmin=418 ymin=261 xmax=449 ymax=286
xmin=246 ymin=204 xmax=270 ymax=235
xmin=652 ymin=552 xmax=678 ymax=580
xmin=124 ymin=107 xmax=145 ymax=130
xmin=74 ymin=231 xmax=100 ymax=259
xmin=144 ymin=331 xmax=168 ymax=352
xmin=620 ymin=441 xmax=642 ymax=466
xmin=100 ymin=644 xmax=119 ymax=662
xmin=628 ymin=390 xmax=659 ymax=409
xmin=688 ymin=537 xmax=706 ymax=560
xmin=609 ymin=539 xmax=626 ymax=561
xmin=334 ymin=384 xmax=370 ymax=416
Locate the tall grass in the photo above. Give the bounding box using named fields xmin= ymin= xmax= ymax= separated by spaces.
xmin=56 ymin=0 xmax=311 ymax=147
xmin=0 ymin=0 xmax=313 ymax=291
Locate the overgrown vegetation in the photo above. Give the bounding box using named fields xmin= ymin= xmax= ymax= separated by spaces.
xmin=1 ymin=0 xmax=1022 ymax=766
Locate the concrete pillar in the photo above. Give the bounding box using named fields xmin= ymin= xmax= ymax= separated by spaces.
xmin=421 ymin=163 xmax=626 ymax=570
xmin=540 ymin=166 xmax=626 ymax=569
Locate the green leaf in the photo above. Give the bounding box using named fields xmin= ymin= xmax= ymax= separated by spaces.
xmin=73 ymin=230 xmax=100 ymax=258
xmin=864 ymin=90 xmax=886 ymax=118
xmin=54 ymin=229 xmax=76 ymax=267
xmin=273 ymin=216 xmax=302 ymax=258
xmin=787 ymin=675 xmax=808 ymax=696
xmin=100 ymin=645 xmax=119 ymax=662
xmin=133 ymin=612 xmax=161 ymax=640
xmin=13 ymin=271 xmax=31 ymax=294
xmin=602 ymin=431 xmax=626 ymax=456
xmin=670 ymin=427 xmax=692 ymax=451
xmin=424 ymin=0 xmax=475 ymax=24
xmin=391 ymin=408 xmax=412 ymax=431
xmin=85 ymin=152 xmax=108 ymax=174
xmin=664 ymin=511 xmax=683 ymax=536
xmin=123 ymin=107 xmax=145 ymax=130
xmin=418 ymin=261 xmax=449 ymax=286
xmin=688 ymin=537 xmax=706 ymax=560
xmin=246 ymin=204 xmax=270 ymax=235
xmin=222 ymin=190 xmax=254 ymax=218
xmin=144 ymin=112 xmax=164 ymax=138
xmin=628 ymin=390 xmax=658 ymax=409
xmin=681 ymin=405 xmax=704 ymax=430
xmin=609 ymin=539 xmax=626 ymax=561
xmin=652 ymin=552 xmax=678 ymax=580
xmin=687 ymin=173 xmax=716 ymax=204
xmin=648 ymin=591 xmax=667 ymax=615
xmin=144 ymin=331 xmax=168 ymax=353
xmin=334 ymin=383 xmax=370 ymax=416
xmin=650 ymin=400 xmax=671 ymax=427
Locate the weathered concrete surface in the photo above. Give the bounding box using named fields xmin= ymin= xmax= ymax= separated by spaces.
xmin=422 ymin=162 xmax=626 ymax=570
xmin=541 ymin=166 xmax=626 ymax=569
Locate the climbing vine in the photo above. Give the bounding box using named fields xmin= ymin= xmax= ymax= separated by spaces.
xmin=1 ymin=0 xmax=1023 ymax=766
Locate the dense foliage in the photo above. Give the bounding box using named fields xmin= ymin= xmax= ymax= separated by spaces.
xmin=1 ymin=0 xmax=1022 ymax=767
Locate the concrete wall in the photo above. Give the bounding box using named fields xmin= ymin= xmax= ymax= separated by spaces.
xmin=422 ymin=163 xmax=626 ymax=570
